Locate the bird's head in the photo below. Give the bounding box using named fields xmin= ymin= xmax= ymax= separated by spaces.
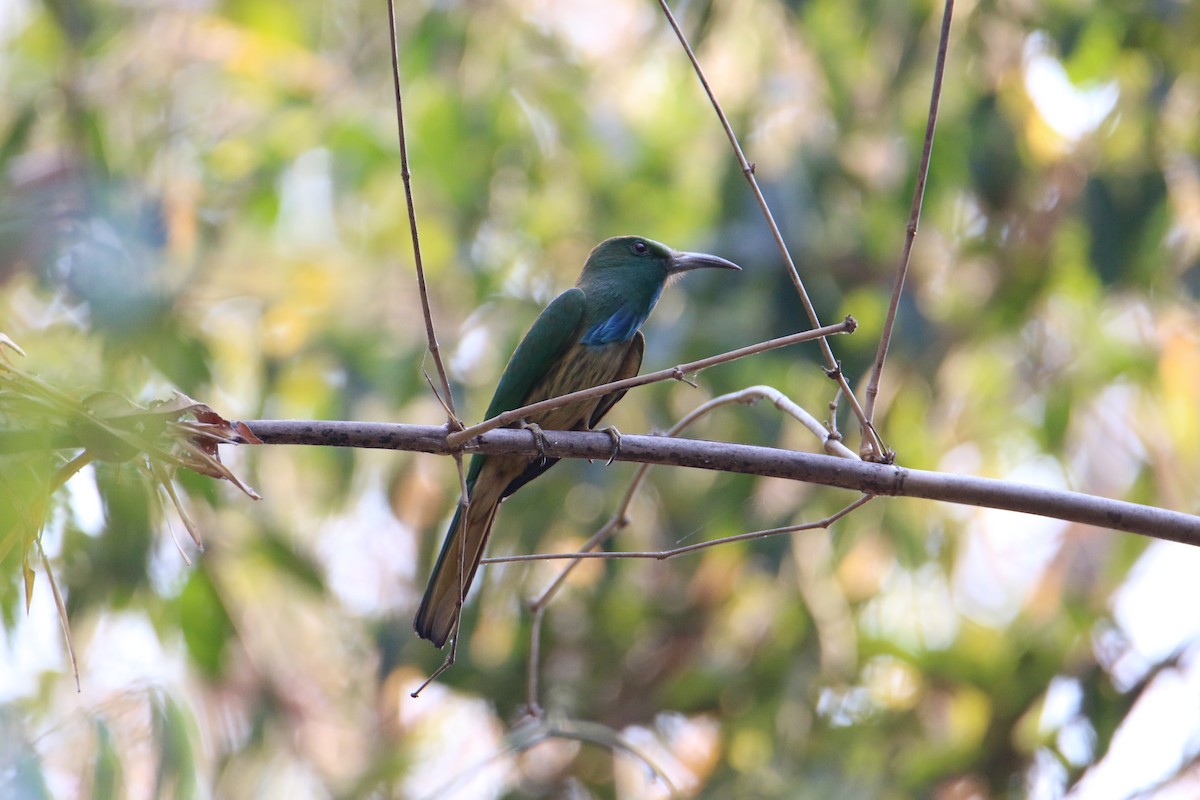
xmin=579 ymin=236 xmax=741 ymax=291
xmin=575 ymin=236 xmax=740 ymax=346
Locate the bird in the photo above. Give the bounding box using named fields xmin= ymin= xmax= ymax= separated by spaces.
xmin=414 ymin=235 xmax=741 ymax=648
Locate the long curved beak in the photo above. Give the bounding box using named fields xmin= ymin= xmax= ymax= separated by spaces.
xmin=668 ymin=250 xmax=742 ymax=274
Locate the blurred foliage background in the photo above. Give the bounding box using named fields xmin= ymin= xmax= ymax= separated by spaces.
xmin=2 ymin=0 xmax=1200 ymax=797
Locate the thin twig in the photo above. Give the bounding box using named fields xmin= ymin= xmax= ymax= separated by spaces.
xmin=446 ymin=318 xmax=857 ymax=447
xmin=410 ymin=455 xmax=468 ymax=698
xmin=526 ymin=603 xmax=546 ymax=715
xmin=487 ymin=496 xmax=873 ymax=564
xmin=655 ymin=0 xmax=885 ymax=459
xmin=411 ymin=633 xmax=459 ymax=698
xmin=727 ymin=385 xmax=859 ymax=459
xmin=388 ymin=0 xmax=473 ymax=692
xmin=863 ymin=0 xmax=956 ymax=440
xmin=386 ymin=0 xmax=459 ymax=428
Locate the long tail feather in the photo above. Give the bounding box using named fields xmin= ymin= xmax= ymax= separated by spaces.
xmin=413 ymin=479 xmax=503 ymax=647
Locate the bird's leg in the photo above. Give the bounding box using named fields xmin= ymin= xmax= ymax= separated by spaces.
xmin=595 ymin=425 xmax=622 ymax=466
xmin=519 ymin=421 xmax=549 ymax=466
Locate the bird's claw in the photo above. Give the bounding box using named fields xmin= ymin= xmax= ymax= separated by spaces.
xmin=598 ymin=425 xmax=622 ymax=466
xmin=520 ymin=421 xmax=549 ymax=465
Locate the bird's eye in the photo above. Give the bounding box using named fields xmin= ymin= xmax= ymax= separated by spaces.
xmin=633 ymin=241 xmax=648 ymax=255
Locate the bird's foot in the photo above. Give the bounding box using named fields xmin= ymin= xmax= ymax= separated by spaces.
xmin=520 ymin=421 xmax=549 ymax=465
xmin=597 ymin=425 xmax=622 ymax=466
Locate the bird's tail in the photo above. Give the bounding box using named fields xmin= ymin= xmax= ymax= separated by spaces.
xmin=413 ymin=481 xmax=502 ymax=647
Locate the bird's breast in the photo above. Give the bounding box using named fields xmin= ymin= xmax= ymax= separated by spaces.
xmin=523 ymin=341 xmax=633 ymax=431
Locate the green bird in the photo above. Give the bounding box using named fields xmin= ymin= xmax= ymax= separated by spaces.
xmin=414 ymin=235 xmax=741 ymax=647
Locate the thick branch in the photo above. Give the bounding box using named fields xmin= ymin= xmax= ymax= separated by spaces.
xmin=244 ymin=420 xmax=1200 ymax=542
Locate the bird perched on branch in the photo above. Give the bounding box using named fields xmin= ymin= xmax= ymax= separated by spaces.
xmin=414 ymin=235 xmax=741 ymax=648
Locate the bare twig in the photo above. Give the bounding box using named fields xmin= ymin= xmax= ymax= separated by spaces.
xmin=388 ymin=1 xmax=474 ymax=689
xmin=486 ymin=496 xmax=873 ymax=564
xmin=386 ymin=0 xmax=459 ymax=428
xmin=863 ymin=0 xmax=956 ymax=445
xmin=446 ymin=318 xmax=857 ymax=447
xmin=526 ymin=603 xmax=547 ymax=716
xmin=712 ymin=385 xmax=859 ymax=459
xmin=411 ymin=633 xmax=459 ymax=698
xmin=655 ymin=0 xmax=885 ymax=459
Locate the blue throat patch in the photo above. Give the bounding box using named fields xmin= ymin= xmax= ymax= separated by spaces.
xmin=579 ymin=283 xmax=665 ymax=346
xmin=581 ymin=307 xmax=646 ymax=345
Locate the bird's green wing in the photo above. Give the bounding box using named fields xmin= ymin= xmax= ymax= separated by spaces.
xmin=483 ymin=287 xmax=587 ymax=419
xmin=464 ymin=287 xmax=586 ymax=486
